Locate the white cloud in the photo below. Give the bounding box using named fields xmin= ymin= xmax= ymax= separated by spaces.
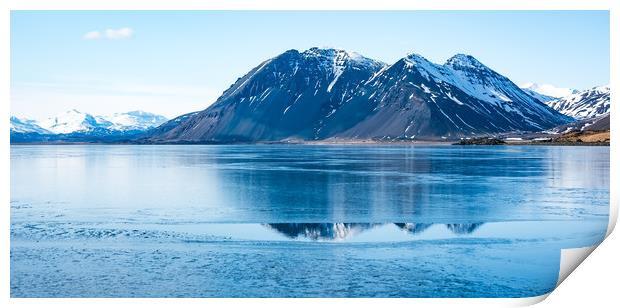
xmin=104 ymin=27 xmax=134 ymax=40
xmin=82 ymin=27 xmax=134 ymax=40
xmin=83 ymin=31 xmax=102 ymax=40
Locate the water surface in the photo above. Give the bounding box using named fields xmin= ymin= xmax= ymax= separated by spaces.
xmin=10 ymin=145 xmax=610 ymax=297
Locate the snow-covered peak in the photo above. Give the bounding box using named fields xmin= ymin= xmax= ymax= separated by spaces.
xmin=445 ymin=54 xmax=488 ymax=71
xmin=592 ymin=84 xmax=610 ymax=93
xmin=293 ymin=47 xmax=385 ymax=93
xmin=18 ymin=109 xmax=167 ymax=135
xmin=403 ymin=53 xmax=437 ymax=67
xmin=10 ymin=116 xmax=51 ymax=134
xmin=521 ymin=82 xmax=578 ymax=99
xmin=401 ymin=53 xmax=447 ymax=80
xmin=303 ymin=47 xmax=357 ymax=59
xmin=301 ymin=47 xmax=385 ymax=72
xmin=545 ymin=85 xmax=610 ymax=119
xmin=369 ymin=50 xmax=568 ymax=128
xmin=401 ymin=52 xmax=539 ymax=107
xmin=38 ymin=109 xmax=107 ymax=134
xmin=105 ymin=110 xmax=168 ymax=131
xmin=405 ymin=52 xmax=430 ymax=61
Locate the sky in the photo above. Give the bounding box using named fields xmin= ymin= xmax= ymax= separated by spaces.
xmin=11 ymin=10 xmax=610 ymax=120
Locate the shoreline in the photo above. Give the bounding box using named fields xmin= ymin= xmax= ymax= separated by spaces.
xmin=10 ymin=140 xmax=609 ymax=146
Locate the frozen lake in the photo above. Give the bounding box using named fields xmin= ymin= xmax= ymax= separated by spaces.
xmin=10 ymin=145 xmax=610 ymax=297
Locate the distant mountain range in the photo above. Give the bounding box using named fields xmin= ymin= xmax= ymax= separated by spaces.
xmin=10 ymin=110 xmax=167 ymax=142
xmin=520 ymin=84 xmax=609 ymax=120
xmin=543 ymin=86 xmax=610 ymax=119
xmin=11 ymin=48 xmax=610 ymax=144
xmin=10 ymin=116 xmax=51 ymax=134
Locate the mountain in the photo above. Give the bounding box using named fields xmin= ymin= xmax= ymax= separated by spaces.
xmin=37 ymin=109 xmax=113 ymax=134
xmin=151 ymin=48 xmax=386 ymax=142
xmin=104 ymin=111 xmax=168 ymax=131
xmin=10 ymin=116 xmax=51 ymax=134
xmin=546 ymin=113 xmax=610 ymax=134
xmin=585 ymin=113 xmax=610 ymax=131
xmin=11 ymin=110 xmax=168 ymax=143
xmin=548 ymin=113 xmax=610 ymax=144
xmin=264 ymin=223 xmax=378 ymax=241
xmin=265 ymin=223 xmax=485 ymax=241
xmin=35 ymin=109 xmax=168 ymax=134
xmin=521 ymin=83 xmax=577 ymax=99
xmin=544 ymin=85 xmax=610 ymax=119
xmin=138 ymin=111 xmax=200 ymax=140
xmin=445 ymin=223 xmax=483 ymax=234
xmin=321 ymin=53 xmax=571 ymax=139
xmin=149 ymin=48 xmax=572 ymax=142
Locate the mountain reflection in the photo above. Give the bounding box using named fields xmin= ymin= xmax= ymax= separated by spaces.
xmin=445 ymin=223 xmax=483 ymax=234
xmin=264 ymin=223 xmax=379 ymax=241
xmin=394 ymin=223 xmax=433 ymax=234
xmin=264 ymin=223 xmax=484 ymax=241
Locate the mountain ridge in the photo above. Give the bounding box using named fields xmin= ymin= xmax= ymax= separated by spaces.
xmin=544 ymin=85 xmax=610 ymax=119
xmin=12 ymin=109 xmax=168 ymax=135
xmin=10 ymin=110 xmax=168 ymax=143
xmin=148 ymin=47 xmax=572 ymax=142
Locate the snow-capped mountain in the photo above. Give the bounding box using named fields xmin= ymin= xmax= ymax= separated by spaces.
xmin=544 ymin=85 xmax=610 ymax=119
xmin=151 ymin=47 xmax=386 ymax=141
xmin=11 ymin=110 xmax=168 ymax=143
xmin=37 ymin=109 xmax=113 ymax=134
xmin=10 ymin=116 xmax=51 ymax=134
xmin=149 ymin=48 xmax=571 ymax=142
xmin=323 ymin=53 xmax=570 ymax=139
xmin=32 ymin=109 xmax=168 ymax=134
xmin=520 ymin=83 xmax=578 ymax=100
xmin=103 ymin=111 xmax=168 ymax=131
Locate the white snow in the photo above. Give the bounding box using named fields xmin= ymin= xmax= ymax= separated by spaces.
xmin=10 ymin=116 xmax=51 ymax=134
xmin=520 ymin=82 xmax=577 ymax=99
xmin=303 ymin=48 xmax=386 ymax=93
xmin=104 ymin=111 xmax=168 ymax=131
xmin=382 ymin=52 xmax=566 ymax=127
xmin=446 ymin=92 xmax=464 ymax=105
xmin=27 ymin=109 xmax=167 ymax=134
xmin=544 ymin=85 xmax=610 ymax=119
xmin=38 ymin=109 xmax=102 ymax=134
xmin=327 ymin=68 xmax=344 ymax=92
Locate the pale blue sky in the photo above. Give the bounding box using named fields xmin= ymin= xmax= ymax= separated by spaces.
xmin=11 ymin=11 xmax=610 ymax=119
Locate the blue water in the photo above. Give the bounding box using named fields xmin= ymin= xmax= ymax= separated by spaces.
xmin=10 ymin=145 xmax=610 ymax=297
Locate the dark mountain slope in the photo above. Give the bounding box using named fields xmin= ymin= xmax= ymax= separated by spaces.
xmin=151 ymin=48 xmax=385 ymax=142
xmin=321 ymin=54 xmax=572 ymax=139
xmin=149 ymin=49 xmax=572 ymax=142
